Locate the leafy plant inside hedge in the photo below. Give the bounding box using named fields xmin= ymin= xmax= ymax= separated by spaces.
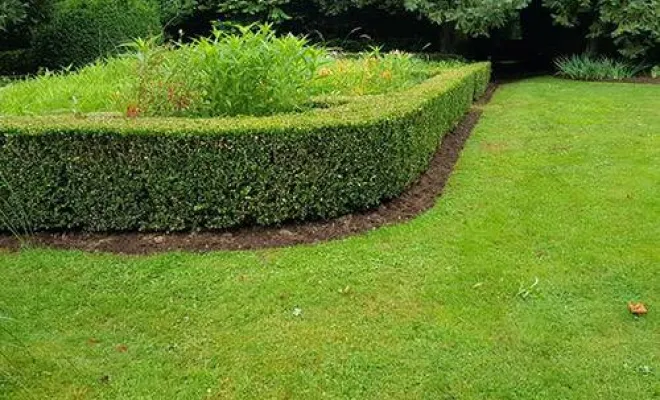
xmin=124 ymin=23 xmax=327 ymax=117
xmin=0 ymin=24 xmax=449 ymax=118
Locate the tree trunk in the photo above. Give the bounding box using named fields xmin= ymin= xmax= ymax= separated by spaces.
xmin=439 ymin=24 xmax=454 ymax=53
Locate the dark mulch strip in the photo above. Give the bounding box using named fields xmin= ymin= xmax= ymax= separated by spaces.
xmin=602 ymin=77 xmax=660 ymax=85
xmin=476 ymin=83 xmax=499 ymax=105
xmin=0 ymin=84 xmax=499 ymax=255
xmin=559 ymin=76 xmax=660 ymax=85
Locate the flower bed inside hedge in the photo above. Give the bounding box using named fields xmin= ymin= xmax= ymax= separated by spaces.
xmin=0 ymin=63 xmax=490 ymax=232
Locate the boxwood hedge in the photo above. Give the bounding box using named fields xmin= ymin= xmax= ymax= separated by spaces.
xmin=0 ymin=63 xmax=490 ymax=232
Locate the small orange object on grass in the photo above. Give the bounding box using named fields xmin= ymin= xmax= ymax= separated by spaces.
xmin=126 ymin=104 xmax=140 ymax=118
xmin=628 ymin=302 xmax=648 ymax=316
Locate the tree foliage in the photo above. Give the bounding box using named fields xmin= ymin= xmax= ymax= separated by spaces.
xmin=0 ymin=0 xmax=27 ymax=30
xmin=2 ymin=0 xmax=658 ymax=59
xmin=169 ymin=0 xmax=657 ymax=58
xmin=544 ymin=0 xmax=660 ymax=58
xmin=0 ymin=0 xmax=50 ymax=31
xmin=401 ymin=0 xmax=528 ymax=36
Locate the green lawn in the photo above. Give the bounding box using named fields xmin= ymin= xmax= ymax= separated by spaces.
xmin=1 ymin=78 xmax=659 ymax=399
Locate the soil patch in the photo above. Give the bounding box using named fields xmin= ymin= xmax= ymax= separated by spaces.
xmin=0 ymin=84 xmax=499 ymax=255
xmin=602 ymin=77 xmax=660 ymax=85
xmin=559 ymin=76 xmax=660 ymax=85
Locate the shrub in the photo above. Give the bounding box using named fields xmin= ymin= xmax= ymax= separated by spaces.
xmin=0 ymin=49 xmax=35 ymax=76
xmin=0 ymin=63 xmax=490 ymax=232
xmin=31 ymin=0 xmax=161 ymax=69
xmin=652 ymin=66 xmax=660 ymax=79
xmin=554 ymin=54 xmax=641 ymax=81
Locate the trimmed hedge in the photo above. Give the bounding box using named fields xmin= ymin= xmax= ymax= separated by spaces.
xmin=0 ymin=63 xmax=491 ymax=232
xmin=32 ymin=0 xmax=161 ymax=69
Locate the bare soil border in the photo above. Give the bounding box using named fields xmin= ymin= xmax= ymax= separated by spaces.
xmin=558 ymin=76 xmax=660 ymax=85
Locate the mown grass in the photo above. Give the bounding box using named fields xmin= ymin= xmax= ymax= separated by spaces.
xmin=1 ymin=78 xmax=659 ymax=399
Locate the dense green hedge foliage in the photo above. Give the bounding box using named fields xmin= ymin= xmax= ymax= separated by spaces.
xmin=0 ymin=49 xmax=35 ymax=75
xmin=32 ymin=0 xmax=161 ymax=68
xmin=0 ymin=63 xmax=490 ymax=232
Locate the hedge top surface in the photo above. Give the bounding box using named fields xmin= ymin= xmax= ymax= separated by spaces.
xmin=0 ymin=63 xmax=489 ymax=137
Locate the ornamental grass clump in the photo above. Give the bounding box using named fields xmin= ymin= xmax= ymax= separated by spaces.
xmin=554 ymin=54 xmax=641 ymax=81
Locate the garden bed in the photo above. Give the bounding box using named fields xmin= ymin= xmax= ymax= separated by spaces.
xmin=0 ymin=84 xmax=497 ymax=253
xmin=0 ymin=63 xmax=491 ymax=234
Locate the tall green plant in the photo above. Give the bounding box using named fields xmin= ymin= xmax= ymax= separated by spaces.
xmin=127 ymin=23 xmax=328 ymax=117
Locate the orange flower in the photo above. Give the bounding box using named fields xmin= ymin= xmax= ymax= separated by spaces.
xmin=126 ymin=104 xmax=140 ymax=118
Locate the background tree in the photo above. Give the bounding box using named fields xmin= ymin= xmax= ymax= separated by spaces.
xmin=0 ymin=0 xmax=28 ymax=31
xmin=0 ymin=0 xmax=50 ymax=33
xmin=544 ymin=0 xmax=660 ymax=58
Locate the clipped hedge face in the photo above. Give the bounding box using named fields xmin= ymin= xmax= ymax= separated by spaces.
xmin=32 ymin=0 xmax=161 ymax=69
xmin=0 ymin=63 xmax=491 ymax=232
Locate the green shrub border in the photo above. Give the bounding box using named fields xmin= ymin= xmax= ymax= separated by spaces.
xmin=0 ymin=63 xmax=490 ymax=232
xmin=0 ymin=49 xmax=36 ymax=76
xmin=31 ymin=0 xmax=161 ymax=69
